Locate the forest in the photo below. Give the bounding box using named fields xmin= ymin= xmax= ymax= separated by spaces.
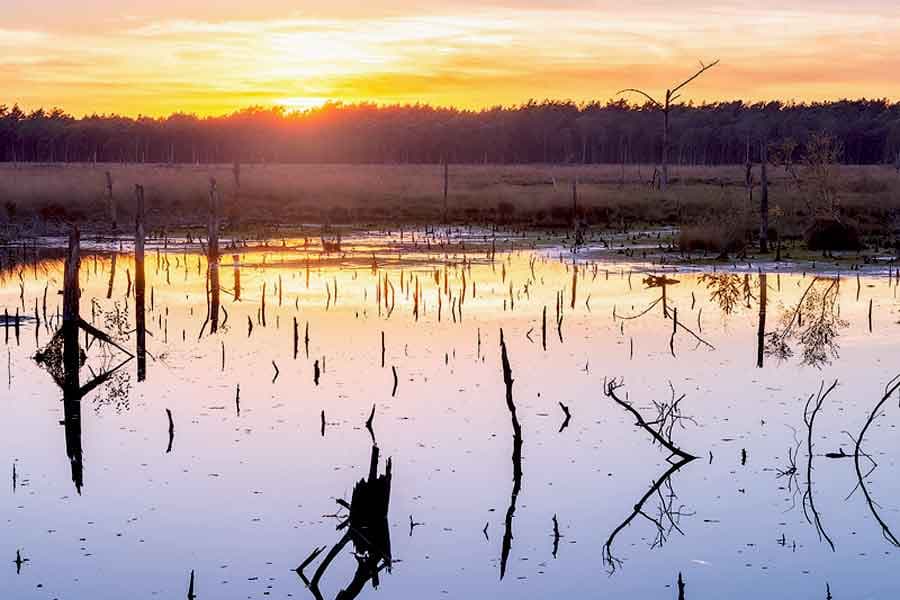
xmin=2 ymin=99 xmax=900 ymax=166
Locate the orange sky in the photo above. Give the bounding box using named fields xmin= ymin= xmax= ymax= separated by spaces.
xmin=4 ymin=1 xmax=900 ymax=116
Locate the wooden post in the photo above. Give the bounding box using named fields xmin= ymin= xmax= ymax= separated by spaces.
xmin=63 ymin=226 xmax=81 ymax=393
xmin=760 ymin=141 xmax=769 ymax=254
xmin=60 ymin=231 xmax=85 ymax=494
xmin=208 ymin=179 xmax=220 ymax=334
xmin=105 ymin=170 xmax=117 ymax=231
xmin=662 ymin=94 xmax=670 ymax=190
xmin=442 ymin=160 xmax=449 ymax=223
xmin=135 ymin=185 xmax=147 ymax=381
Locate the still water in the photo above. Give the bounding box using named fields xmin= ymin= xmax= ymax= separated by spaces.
xmin=2 ymin=233 xmax=900 ymax=599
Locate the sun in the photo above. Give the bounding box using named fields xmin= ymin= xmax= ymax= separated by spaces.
xmin=276 ymin=97 xmax=330 ymax=111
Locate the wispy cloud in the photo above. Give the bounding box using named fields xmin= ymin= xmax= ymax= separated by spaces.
xmin=4 ymin=4 xmax=900 ymax=115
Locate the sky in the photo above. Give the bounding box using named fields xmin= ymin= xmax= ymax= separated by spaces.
xmin=3 ymin=0 xmax=900 ymax=116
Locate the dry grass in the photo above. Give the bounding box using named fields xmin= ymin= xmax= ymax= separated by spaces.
xmin=1 ymin=163 xmax=899 ymax=240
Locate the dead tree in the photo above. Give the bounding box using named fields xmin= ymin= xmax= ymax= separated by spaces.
xmin=618 ymin=60 xmax=719 ymax=191
xmin=759 ymin=141 xmax=769 ymax=253
xmin=34 ymin=227 xmax=132 ymax=493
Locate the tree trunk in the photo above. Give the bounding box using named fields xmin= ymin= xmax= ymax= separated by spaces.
xmin=760 ymin=141 xmax=769 ymax=253
xmin=661 ymin=96 xmax=670 ymax=190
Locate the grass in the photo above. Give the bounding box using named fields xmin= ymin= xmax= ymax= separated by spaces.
xmin=1 ymin=162 xmax=899 ymax=252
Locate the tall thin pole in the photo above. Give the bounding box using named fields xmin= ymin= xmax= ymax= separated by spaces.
xmin=135 ymin=185 xmax=146 ymax=381
xmin=760 ymin=141 xmax=769 ymax=254
xmin=442 ymin=160 xmax=449 ymax=223
xmin=208 ymin=178 xmax=220 ymax=333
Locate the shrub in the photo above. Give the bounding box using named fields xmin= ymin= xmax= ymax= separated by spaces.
xmin=678 ymin=223 xmax=747 ymax=256
xmin=805 ymin=217 xmax=861 ymax=251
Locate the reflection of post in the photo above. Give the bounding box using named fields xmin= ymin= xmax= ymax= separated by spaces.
xmin=756 ymin=273 xmax=767 ymax=368
xmin=232 ymin=254 xmax=241 ymax=301
xmin=661 ymin=281 xmax=668 ymax=317
xmin=62 ymin=226 xmax=84 ymax=494
xmin=499 ymin=329 xmax=522 ymax=581
xmin=135 ymin=185 xmax=147 ymax=381
xmin=63 ymin=392 xmax=83 ymax=494
xmin=208 ymin=179 xmax=220 ymax=333
xmin=106 ymin=253 xmax=116 ymax=299
xmin=296 ymin=444 xmax=394 ymax=600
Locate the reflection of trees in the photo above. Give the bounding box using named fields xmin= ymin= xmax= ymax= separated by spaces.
xmin=617 ymin=276 xmax=714 ymax=351
xmin=766 ymin=277 xmax=846 ymax=367
xmin=602 ymin=380 xmax=698 ymax=573
xmin=699 ymin=273 xmax=743 ymax=315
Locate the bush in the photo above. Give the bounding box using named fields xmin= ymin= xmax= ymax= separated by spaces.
xmin=678 ymin=223 xmax=747 ymax=256
xmin=805 ymin=217 xmax=861 ymax=251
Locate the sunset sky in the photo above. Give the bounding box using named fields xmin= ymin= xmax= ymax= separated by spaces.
xmin=4 ymin=0 xmax=900 ymax=116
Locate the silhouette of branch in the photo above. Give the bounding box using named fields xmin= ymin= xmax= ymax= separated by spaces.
xmin=853 ymin=374 xmax=900 ymax=547
xmin=604 ymin=378 xmax=698 ymax=462
xmin=801 ymin=380 xmax=838 ymax=551
xmin=670 ymin=60 xmax=720 ymax=96
xmin=602 ymin=456 xmax=694 ymax=573
xmin=616 ymin=89 xmax=661 ymax=108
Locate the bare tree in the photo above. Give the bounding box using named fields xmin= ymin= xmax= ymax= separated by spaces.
xmin=618 ymin=60 xmax=720 ymax=190
xmin=760 ymin=141 xmax=769 ymax=253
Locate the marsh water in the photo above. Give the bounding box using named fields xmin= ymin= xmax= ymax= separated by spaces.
xmin=2 ymin=231 xmax=900 ymax=599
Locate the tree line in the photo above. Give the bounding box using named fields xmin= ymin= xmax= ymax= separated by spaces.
xmin=2 ymin=99 xmax=900 ymax=166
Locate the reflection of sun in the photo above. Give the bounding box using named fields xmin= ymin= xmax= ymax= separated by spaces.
xmin=276 ymin=97 xmax=330 ymax=111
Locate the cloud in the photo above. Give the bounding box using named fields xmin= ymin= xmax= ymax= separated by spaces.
xmin=4 ymin=5 xmax=900 ymax=115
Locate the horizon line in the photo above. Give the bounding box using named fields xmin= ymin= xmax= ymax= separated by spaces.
xmin=6 ymin=95 xmax=900 ymax=120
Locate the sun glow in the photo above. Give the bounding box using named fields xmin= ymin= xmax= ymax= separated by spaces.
xmin=276 ymin=96 xmax=330 ymax=111
xmin=5 ymin=3 xmax=900 ymax=116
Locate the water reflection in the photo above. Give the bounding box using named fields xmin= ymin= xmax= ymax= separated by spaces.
xmin=297 ymin=445 xmax=393 ymax=600
xmin=499 ymin=329 xmax=522 ymax=581
xmin=766 ymin=277 xmax=847 ymax=367
xmin=602 ymin=379 xmax=697 ymax=573
xmin=3 ymin=231 xmax=900 ymax=599
xmin=31 ymin=229 xmax=133 ymax=493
